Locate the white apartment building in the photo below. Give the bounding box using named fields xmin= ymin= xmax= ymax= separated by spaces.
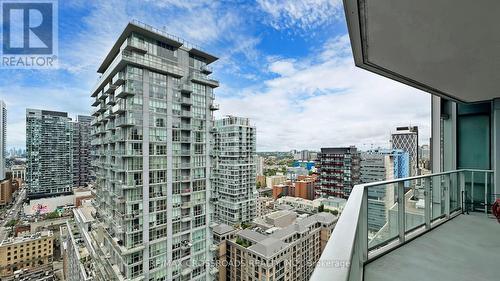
xmin=213 ymin=116 xmax=257 ymax=225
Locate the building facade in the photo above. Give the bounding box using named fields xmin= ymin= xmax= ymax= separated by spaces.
xmin=213 ymin=116 xmax=257 ymax=225
xmin=0 ymin=174 xmax=19 ymax=207
xmin=26 ymin=109 xmax=74 ymax=199
xmin=10 ymin=165 xmax=26 ymax=182
xmin=73 ymin=115 xmax=93 ymax=187
xmin=255 ymin=156 xmax=264 ymax=176
xmin=0 ymin=231 xmax=54 ymax=280
xmin=266 ymin=175 xmax=286 ymax=188
xmin=391 ymin=126 xmax=419 ymax=176
xmin=318 ymin=147 xmax=361 ymax=198
xmin=223 ymin=211 xmax=336 ymax=281
xmin=90 ymin=21 xmax=218 ymax=280
xmin=360 ymin=152 xmax=396 ymax=231
xmin=0 ymin=100 xmax=6 ymax=180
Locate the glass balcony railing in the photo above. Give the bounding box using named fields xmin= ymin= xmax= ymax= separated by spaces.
xmin=122 ymin=50 xmax=183 ymax=77
xmin=189 ymin=71 xmax=219 ymax=88
xmin=310 ymin=169 xmax=494 ymax=281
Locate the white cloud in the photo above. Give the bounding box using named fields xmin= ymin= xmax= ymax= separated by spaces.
xmin=268 ymin=59 xmax=297 ymax=76
xmin=216 ymin=35 xmax=431 ymax=151
xmin=257 ymin=0 xmax=343 ymax=31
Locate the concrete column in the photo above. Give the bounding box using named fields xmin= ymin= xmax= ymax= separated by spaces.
xmin=431 ymin=96 xmax=441 ymax=174
xmin=431 ymin=96 xmax=443 ymax=218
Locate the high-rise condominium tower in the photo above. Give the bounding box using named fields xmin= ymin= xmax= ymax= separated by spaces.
xmin=90 ymin=21 xmax=219 ymax=280
xmin=26 ymin=109 xmax=73 ymax=199
xmin=213 ymin=116 xmax=256 ymax=225
xmin=391 ymin=126 xmax=419 ymax=176
xmin=0 ymin=100 xmax=5 ymax=180
xmin=73 ymin=115 xmax=93 ymax=187
xmin=318 ymin=147 xmax=360 ymax=198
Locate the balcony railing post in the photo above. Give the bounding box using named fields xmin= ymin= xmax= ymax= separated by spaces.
xmin=424 ymin=177 xmax=431 ymax=229
xmin=484 ymin=172 xmax=488 ymax=214
xmin=397 ymin=181 xmax=405 ymax=243
xmin=444 ymin=174 xmax=450 ymax=218
xmin=471 ymin=171 xmax=475 ymax=211
xmin=460 ymin=171 xmax=465 ymax=214
xmin=360 ymin=189 xmax=368 ymax=262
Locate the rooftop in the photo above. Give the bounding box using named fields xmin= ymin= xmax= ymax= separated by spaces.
xmin=235 ymin=211 xmax=337 ymax=258
xmin=212 ymin=223 xmax=235 ymax=236
xmin=97 ymin=20 xmax=218 ymax=73
xmin=0 ymin=230 xmax=52 ymax=247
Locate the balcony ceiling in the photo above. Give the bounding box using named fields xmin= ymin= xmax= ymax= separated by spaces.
xmin=343 ymin=0 xmax=500 ymax=103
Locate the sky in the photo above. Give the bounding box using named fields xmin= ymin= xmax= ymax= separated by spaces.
xmin=0 ymin=0 xmax=431 ymax=152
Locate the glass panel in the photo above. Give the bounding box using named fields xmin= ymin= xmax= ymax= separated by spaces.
xmin=430 ymin=174 xmax=446 ymax=220
xmin=404 ymin=178 xmax=425 ymax=232
xmin=367 ymin=183 xmax=398 ymax=250
xmin=449 ymin=173 xmax=460 ymax=212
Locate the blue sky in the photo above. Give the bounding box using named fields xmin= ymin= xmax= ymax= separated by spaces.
xmin=0 ymin=0 xmax=430 ymax=151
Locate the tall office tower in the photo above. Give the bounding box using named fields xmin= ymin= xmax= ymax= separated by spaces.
xmin=0 ymin=100 xmax=5 ymax=180
xmin=72 ymin=115 xmax=93 ymax=187
xmin=360 ymin=152 xmax=395 ymax=231
xmin=318 ymin=147 xmax=360 ymax=198
xmin=213 ymin=116 xmax=257 ymax=225
xmin=90 ymin=21 xmax=219 ymax=280
xmin=391 ymin=126 xmax=419 ymax=176
xmin=26 ymin=109 xmax=73 ymax=199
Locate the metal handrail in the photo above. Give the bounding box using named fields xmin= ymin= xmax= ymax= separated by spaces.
xmin=310 ymin=169 xmax=494 ymax=281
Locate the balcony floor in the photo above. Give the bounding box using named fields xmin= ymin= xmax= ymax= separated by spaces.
xmin=365 ymin=212 xmax=500 ymax=281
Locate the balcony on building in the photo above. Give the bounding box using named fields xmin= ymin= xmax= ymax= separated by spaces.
xmin=311 ymin=1 xmax=500 ymax=281
xmin=189 ymin=71 xmax=219 ymax=88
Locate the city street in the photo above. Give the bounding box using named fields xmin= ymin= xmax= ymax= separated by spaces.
xmin=0 ymin=187 xmax=25 ymax=240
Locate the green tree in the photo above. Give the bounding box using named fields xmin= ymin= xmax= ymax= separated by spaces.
xmin=46 ymin=211 xmax=60 ymax=219
xmin=5 ymin=219 xmax=17 ymax=227
xmin=318 ymin=204 xmax=325 ymax=213
xmin=329 ymin=209 xmax=339 ymax=216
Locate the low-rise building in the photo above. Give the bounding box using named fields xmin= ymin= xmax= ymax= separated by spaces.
xmin=286 ymin=166 xmax=309 ymax=181
xmin=256 ymin=175 xmax=266 ymax=188
xmin=212 ymin=224 xmax=238 ymax=281
xmin=294 ymin=178 xmax=315 ymax=200
xmin=276 ymin=196 xmax=346 ymax=214
xmin=272 ymin=183 xmax=294 ymax=199
xmin=256 ymin=196 xmax=275 ymax=218
xmin=0 ymin=173 xmax=20 ymax=207
xmin=266 ymin=175 xmax=286 ymax=189
xmin=10 ymin=165 xmax=26 ymax=182
xmin=0 ymin=231 xmax=54 ymax=280
xmin=24 ymin=187 xmax=94 ymax=215
xmin=222 ymin=211 xmax=337 ymax=281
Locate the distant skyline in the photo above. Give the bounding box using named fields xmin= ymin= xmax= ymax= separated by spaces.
xmin=0 ymin=0 xmax=430 ymax=151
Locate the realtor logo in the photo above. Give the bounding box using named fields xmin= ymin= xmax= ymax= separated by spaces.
xmin=1 ymin=0 xmax=58 ymax=68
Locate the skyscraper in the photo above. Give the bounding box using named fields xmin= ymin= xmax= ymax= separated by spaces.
xmin=26 ymin=109 xmax=73 ymax=199
xmin=72 ymin=115 xmax=93 ymax=187
xmin=360 ymin=152 xmax=395 ymax=231
xmin=90 ymin=21 xmax=218 ymax=280
xmin=318 ymin=147 xmax=360 ymax=198
xmin=213 ymin=116 xmax=257 ymax=225
xmin=391 ymin=126 xmax=419 ymax=176
xmin=0 ymin=100 xmax=5 ymax=180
